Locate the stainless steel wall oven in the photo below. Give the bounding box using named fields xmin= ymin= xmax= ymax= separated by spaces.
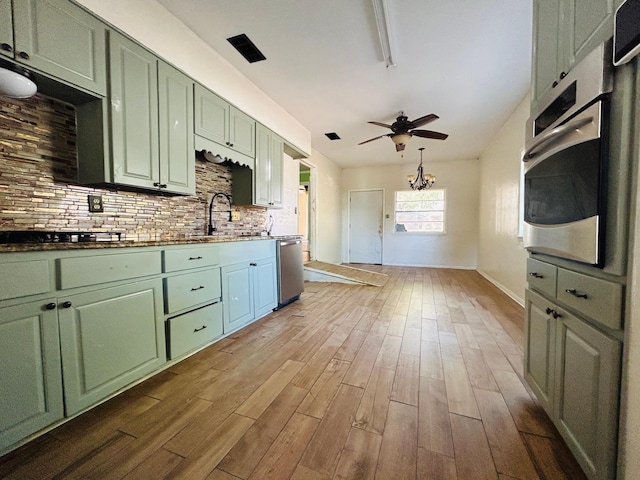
xmin=523 ymin=41 xmax=613 ymax=266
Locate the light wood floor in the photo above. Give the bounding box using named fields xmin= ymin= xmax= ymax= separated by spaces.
xmin=0 ymin=267 xmax=587 ymax=480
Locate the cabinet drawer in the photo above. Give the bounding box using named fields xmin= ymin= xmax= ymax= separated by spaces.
xmin=0 ymin=260 xmax=51 ymax=300
xmin=58 ymin=251 xmax=161 ymax=289
xmin=557 ymin=269 xmax=623 ymax=330
xmin=163 ymin=246 xmax=219 ymax=273
xmin=167 ymin=302 xmax=223 ymax=359
xmin=164 ymin=268 xmax=221 ymax=314
xmin=526 ymin=258 xmax=557 ymax=298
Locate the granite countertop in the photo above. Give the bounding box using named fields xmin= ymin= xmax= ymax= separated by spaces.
xmin=0 ymin=234 xmax=302 ymax=253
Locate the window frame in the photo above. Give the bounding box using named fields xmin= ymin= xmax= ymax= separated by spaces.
xmin=393 ymin=188 xmax=447 ymax=235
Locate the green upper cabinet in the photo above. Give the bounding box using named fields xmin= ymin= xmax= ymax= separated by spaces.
xmin=531 ymin=0 xmax=619 ymax=106
xmin=0 ymin=300 xmax=64 ymax=452
xmin=158 ymin=62 xmax=195 ymax=195
xmin=229 ymin=105 xmax=256 ymax=158
xmin=109 ymin=31 xmax=159 ymax=190
xmin=232 ymin=123 xmax=284 ymax=208
xmin=0 ymin=0 xmax=12 ymax=60
xmin=194 ymin=84 xmax=256 ymax=158
xmin=105 ymin=31 xmax=195 ymax=195
xmin=9 ymin=0 xmax=107 ymax=95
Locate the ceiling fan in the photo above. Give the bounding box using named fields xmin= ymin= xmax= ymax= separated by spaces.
xmin=358 ymin=112 xmax=448 ymax=152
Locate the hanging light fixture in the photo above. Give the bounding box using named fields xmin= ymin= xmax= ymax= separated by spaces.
xmin=407 ymin=147 xmax=435 ymax=190
xmin=0 ymin=66 xmax=37 ymax=98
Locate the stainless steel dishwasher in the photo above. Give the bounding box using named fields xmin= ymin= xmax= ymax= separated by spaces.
xmin=276 ymin=238 xmax=304 ymax=308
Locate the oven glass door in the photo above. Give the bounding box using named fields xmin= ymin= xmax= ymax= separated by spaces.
xmin=523 ymin=101 xmax=607 ymax=265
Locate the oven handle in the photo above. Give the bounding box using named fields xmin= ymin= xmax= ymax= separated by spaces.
xmin=522 ymin=116 xmax=593 ymax=161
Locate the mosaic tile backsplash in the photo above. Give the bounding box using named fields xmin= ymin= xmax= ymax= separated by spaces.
xmin=0 ymin=94 xmax=268 ymax=240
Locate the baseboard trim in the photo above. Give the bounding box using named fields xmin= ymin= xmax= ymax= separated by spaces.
xmin=476 ymin=269 xmax=524 ymax=307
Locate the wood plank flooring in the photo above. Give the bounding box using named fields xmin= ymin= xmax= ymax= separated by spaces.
xmin=0 ymin=267 xmax=588 ymax=480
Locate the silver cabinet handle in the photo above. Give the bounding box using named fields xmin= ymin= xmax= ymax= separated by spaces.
xmin=529 ymin=272 xmax=544 ymax=279
xmin=193 ymin=325 xmax=207 ymax=332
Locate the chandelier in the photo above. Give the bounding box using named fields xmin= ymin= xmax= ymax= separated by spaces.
xmin=407 ymin=148 xmax=435 ymax=190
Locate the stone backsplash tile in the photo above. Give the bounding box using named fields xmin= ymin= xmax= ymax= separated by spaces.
xmin=0 ymin=94 xmax=267 ymax=240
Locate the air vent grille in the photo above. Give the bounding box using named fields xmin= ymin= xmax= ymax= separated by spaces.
xmin=325 ymin=132 xmax=341 ymax=140
xmin=227 ymin=34 xmax=266 ymax=63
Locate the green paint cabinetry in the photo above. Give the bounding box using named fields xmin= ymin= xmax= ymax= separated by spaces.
xmin=0 ymin=300 xmax=64 ymax=452
xmin=525 ymin=255 xmax=623 ymax=480
xmin=525 ymin=289 xmax=621 ymax=480
xmin=58 ymin=279 xmax=165 ymax=415
xmin=4 ymin=0 xmax=107 ymax=95
xmin=194 ymin=84 xmax=256 ymax=158
xmin=531 ymin=0 xmax=621 ymax=106
xmin=232 ymin=123 xmax=284 ymax=208
xmin=106 ymin=31 xmax=194 ymax=194
xmin=219 ymin=240 xmax=277 ymax=333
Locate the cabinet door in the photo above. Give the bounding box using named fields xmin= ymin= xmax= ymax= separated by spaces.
xmin=229 ymin=106 xmax=256 ymax=158
xmin=0 ymin=0 xmax=12 ymax=60
xmin=554 ymin=312 xmax=621 ymax=480
xmin=567 ymin=0 xmax=616 ymax=70
xmin=12 ymin=0 xmax=107 ymax=95
xmin=109 ymin=31 xmax=159 ymax=190
xmin=158 ymin=61 xmax=195 ymax=195
xmin=524 ymin=289 xmax=556 ymax=414
xmin=269 ymin=134 xmax=284 ymax=208
xmin=253 ymin=257 xmax=277 ymax=318
xmin=58 ymin=279 xmax=165 ymax=415
xmin=0 ymin=300 xmax=63 ymax=452
xmin=221 ymin=262 xmax=254 ymax=333
xmin=532 ymin=0 xmax=563 ymax=104
xmin=254 ymin=124 xmax=272 ymax=207
xmin=194 ymin=84 xmax=229 ymax=146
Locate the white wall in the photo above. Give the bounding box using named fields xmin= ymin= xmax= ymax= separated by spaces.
xmin=341 ymin=159 xmax=480 ymax=268
xmin=76 ymin=0 xmax=310 ymax=155
xmin=306 ymin=148 xmax=342 ymax=264
xmin=477 ymin=95 xmax=530 ymax=304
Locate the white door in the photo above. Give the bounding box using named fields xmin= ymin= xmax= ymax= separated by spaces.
xmin=349 ymin=190 xmax=383 ymax=264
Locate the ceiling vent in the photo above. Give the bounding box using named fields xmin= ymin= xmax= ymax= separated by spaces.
xmin=227 ymin=34 xmax=266 ymax=63
xmin=325 ymin=132 xmax=341 ymax=140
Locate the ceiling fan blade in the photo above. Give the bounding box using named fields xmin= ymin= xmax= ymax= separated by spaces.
xmin=412 ymin=129 xmax=449 ymax=140
xmin=368 ymin=121 xmax=393 ymax=128
xmin=358 ymin=134 xmax=388 ymax=145
xmin=409 ymin=114 xmax=439 ymax=128
xmin=396 ymin=143 xmax=406 ymax=152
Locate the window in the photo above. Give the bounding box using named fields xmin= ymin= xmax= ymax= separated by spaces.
xmin=394 ymin=189 xmax=446 ymax=233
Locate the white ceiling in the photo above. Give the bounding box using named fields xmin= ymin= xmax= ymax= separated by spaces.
xmin=157 ymin=0 xmax=533 ymax=169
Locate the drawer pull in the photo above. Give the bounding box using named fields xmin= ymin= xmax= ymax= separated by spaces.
xmin=545 ymin=307 xmax=562 ymax=319
xmin=193 ymin=325 xmax=207 ymax=332
xmin=529 ymin=272 xmax=544 ymax=279
xmin=565 ymin=288 xmax=588 ymax=299
xmin=189 ymin=256 xmax=203 ymax=260
xmin=190 ymin=286 xmax=205 ymax=291
xmin=250 ymin=262 xmax=257 ymax=267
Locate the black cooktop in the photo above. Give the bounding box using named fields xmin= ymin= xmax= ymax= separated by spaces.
xmin=0 ymin=231 xmax=123 ymax=244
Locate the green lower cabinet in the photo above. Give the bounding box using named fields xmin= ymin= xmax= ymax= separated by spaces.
xmin=554 ymin=313 xmax=621 ymax=480
xmin=221 ymin=262 xmax=254 ymax=333
xmin=221 ymin=256 xmax=277 ymax=334
xmin=524 ymin=289 xmax=621 ymax=480
xmin=0 ymin=300 xmax=64 ymax=452
xmin=58 ymin=279 xmax=166 ymax=415
xmin=253 ymin=256 xmax=277 ymax=318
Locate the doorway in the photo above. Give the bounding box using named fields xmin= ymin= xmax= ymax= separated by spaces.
xmin=348 ymin=189 xmax=383 ymax=264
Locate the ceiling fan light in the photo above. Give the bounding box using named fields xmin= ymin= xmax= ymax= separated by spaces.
xmin=0 ymin=67 xmax=37 ymax=98
xmin=392 ymin=133 xmax=411 ymax=145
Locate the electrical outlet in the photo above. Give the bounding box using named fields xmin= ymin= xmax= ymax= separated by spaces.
xmin=88 ymin=194 xmax=104 ymax=213
xmin=231 ymin=211 xmax=241 ymax=221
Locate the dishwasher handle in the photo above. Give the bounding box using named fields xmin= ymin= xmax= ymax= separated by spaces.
xmin=279 ymin=240 xmax=302 ymax=247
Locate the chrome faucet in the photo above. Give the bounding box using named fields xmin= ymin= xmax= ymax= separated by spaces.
xmin=208 ymin=192 xmax=232 ymax=235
